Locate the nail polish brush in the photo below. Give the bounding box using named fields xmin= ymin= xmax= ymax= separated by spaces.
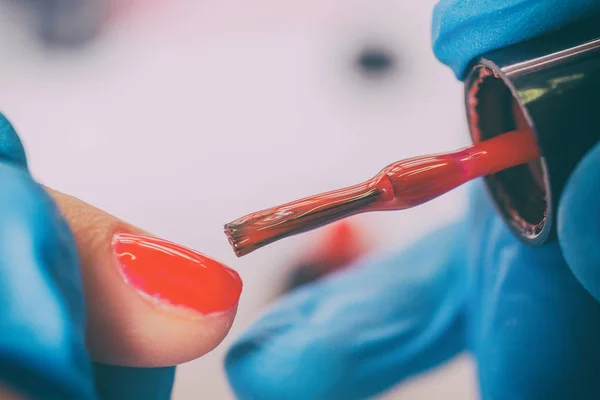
xmin=225 ymin=128 xmax=539 ymax=257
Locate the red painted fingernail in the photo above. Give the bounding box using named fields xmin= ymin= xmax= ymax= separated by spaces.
xmin=113 ymin=232 xmax=242 ymax=315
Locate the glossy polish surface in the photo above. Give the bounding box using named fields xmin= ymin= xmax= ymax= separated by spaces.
xmin=114 ymin=233 xmax=242 ymax=314
xmin=225 ymin=128 xmax=540 ymax=256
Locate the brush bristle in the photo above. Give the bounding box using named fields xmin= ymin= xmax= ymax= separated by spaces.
xmin=223 ymin=223 xmax=251 ymax=257
xmin=223 ymin=186 xmax=380 ymax=257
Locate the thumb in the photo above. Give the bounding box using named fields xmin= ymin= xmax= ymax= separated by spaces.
xmin=47 ymin=187 xmax=243 ymax=367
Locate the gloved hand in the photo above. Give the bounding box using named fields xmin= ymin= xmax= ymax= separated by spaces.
xmin=0 ymin=112 xmax=241 ymax=399
xmin=224 ymin=2 xmax=600 ymax=399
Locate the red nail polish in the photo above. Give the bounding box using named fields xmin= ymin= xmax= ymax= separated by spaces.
xmin=113 ymin=232 xmax=242 ymax=315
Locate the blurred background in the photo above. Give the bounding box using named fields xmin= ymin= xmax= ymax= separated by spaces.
xmin=0 ymin=0 xmax=477 ymax=398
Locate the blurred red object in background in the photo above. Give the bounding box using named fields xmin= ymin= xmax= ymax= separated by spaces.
xmin=285 ymin=219 xmax=371 ymax=291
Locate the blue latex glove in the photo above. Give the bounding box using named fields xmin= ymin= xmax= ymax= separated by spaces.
xmin=225 ymin=2 xmax=600 ymax=399
xmin=0 ymin=113 xmax=175 ymax=400
xmin=432 ymin=0 xmax=600 ymax=79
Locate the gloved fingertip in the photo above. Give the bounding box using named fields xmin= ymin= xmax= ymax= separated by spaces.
xmin=224 ymin=292 xmax=345 ymax=400
xmin=558 ymin=142 xmax=600 ymax=302
xmin=225 ymin=224 xmax=469 ymax=400
xmin=0 ymin=114 xmax=28 ymax=169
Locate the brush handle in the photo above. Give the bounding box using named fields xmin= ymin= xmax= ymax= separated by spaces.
xmin=225 ymin=129 xmax=540 ymax=256
xmin=373 ymin=128 xmax=539 ymax=210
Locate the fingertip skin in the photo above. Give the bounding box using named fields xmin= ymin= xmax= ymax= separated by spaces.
xmin=559 ymin=142 xmax=600 ymax=303
xmin=432 ymin=0 xmax=600 ymax=79
xmin=0 ymin=162 xmax=94 ymax=400
xmin=0 ymin=113 xmax=28 ymax=169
